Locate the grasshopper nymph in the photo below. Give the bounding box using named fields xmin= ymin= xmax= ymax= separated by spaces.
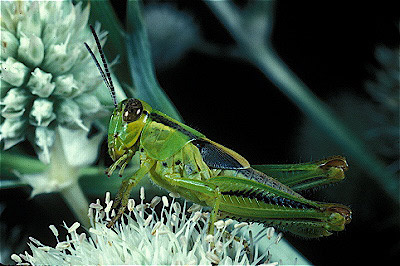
xmin=85 ymin=25 xmax=351 ymax=238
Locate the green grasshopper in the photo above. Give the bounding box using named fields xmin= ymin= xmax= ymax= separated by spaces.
xmin=85 ymin=26 xmax=351 ymax=238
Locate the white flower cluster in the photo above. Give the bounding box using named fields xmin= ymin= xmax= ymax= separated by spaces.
xmin=364 ymin=45 xmax=399 ymax=167
xmin=0 ymin=0 xmax=105 ymax=160
xmin=12 ymin=189 xmax=281 ymax=265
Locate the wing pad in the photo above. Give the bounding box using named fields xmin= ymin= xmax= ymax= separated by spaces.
xmin=192 ymin=138 xmax=250 ymax=170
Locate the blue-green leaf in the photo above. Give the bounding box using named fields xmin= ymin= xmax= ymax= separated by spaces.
xmin=125 ymin=0 xmax=182 ymax=121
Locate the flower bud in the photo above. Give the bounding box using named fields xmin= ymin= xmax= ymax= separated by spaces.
xmin=35 ymin=126 xmax=55 ymax=163
xmin=0 ymin=118 xmax=26 ymax=149
xmin=17 ymin=34 xmax=44 ymax=67
xmin=42 ymin=41 xmax=78 ymax=74
xmin=53 ymin=74 xmax=80 ymax=97
xmin=27 ymin=67 xmax=55 ymax=97
xmin=74 ymin=94 xmax=101 ymax=117
xmin=1 ymin=88 xmax=29 ymax=118
xmin=16 ymin=4 xmax=42 ymax=38
xmin=0 ymin=30 xmax=19 ymax=60
xmin=0 ymin=57 xmax=29 ymax=87
xmin=56 ymin=99 xmax=87 ymax=131
xmin=1 ymin=0 xmax=107 ymax=154
xmin=29 ymin=98 xmax=56 ymax=127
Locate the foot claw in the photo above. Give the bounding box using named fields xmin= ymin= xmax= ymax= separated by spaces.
xmin=105 ymin=170 xmax=111 ymax=178
xmin=106 ymin=220 xmax=115 ymax=228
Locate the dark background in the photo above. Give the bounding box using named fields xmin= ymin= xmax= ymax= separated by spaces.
xmin=1 ymin=1 xmax=398 ymax=265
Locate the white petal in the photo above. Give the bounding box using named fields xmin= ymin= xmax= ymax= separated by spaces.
xmin=2 ymin=136 xmax=25 ymax=150
xmin=58 ymin=125 xmax=105 ymax=167
xmin=74 ymin=94 xmax=101 ymax=116
xmin=42 ymin=39 xmax=78 ymax=74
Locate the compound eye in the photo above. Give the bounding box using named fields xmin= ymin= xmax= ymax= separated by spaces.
xmin=123 ymin=99 xmax=143 ymax=122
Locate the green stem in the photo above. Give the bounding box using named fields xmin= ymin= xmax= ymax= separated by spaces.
xmin=205 ymin=1 xmax=397 ymax=200
xmin=49 ymin=130 xmax=90 ymax=227
xmin=60 ymin=181 xmax=90 ymax=228
xmin=0 ymin=153 xmax=46 ymax=174
xmin=125 ymin=0 xmax=183 ymax=121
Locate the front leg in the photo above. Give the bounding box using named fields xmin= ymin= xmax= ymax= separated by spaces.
xmin=107 ymin=158 xmax=155 ymax=228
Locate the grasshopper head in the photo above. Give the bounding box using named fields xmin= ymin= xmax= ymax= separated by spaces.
xmin=84 ymin=26 xmax=152 ymax=162
xmin=108 ymin=98 xmax=152 ymax=161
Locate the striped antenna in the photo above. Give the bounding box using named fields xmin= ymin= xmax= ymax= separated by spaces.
xmin=84 ymin=25 xmax=118 ymax=108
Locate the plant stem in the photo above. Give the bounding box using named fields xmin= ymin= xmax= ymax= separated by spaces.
xmin=205 ymin=1 xmax=398 ymax=200
xmin=0 ymin=153 xmax=46 ymax=174
xmin=126 ymin=0 xmax=183 ymax=121
xmin=50 ymin=130 xmax=90 ymax=227
xmin=60 ymin=181 xmax=90 ymax=227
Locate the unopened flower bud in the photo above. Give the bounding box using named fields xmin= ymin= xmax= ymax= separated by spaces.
xmin=0 ymin=30 xmax=19 ymax=59
xmin=35 ymin=127 xmax=55 ymax=163
xmin=17 ymin=34 xmax=44 ymax=67
xmin=27 ymin=67 xmax=55 ymax=97
xmin=56 ymin=99 xmax=87 ymax=131
xmin=74 ymin=94 xmax=101 ymax=116
xmin=0 ymin=118 xmax=26 ymax=149
xmin=16 ymin=5 xmax=42 ymax=38
xmin=42 ymin=41 xmax=78 ymax=74
xmin=1 ymin=1 xmax=109 ymax=165
xmin=53 ymin=74 xmax=80 ymax=97
xmin=1 ymin=88 xmax=30 ymax=118
xmin=29 ymin=98 xmax=55 ymax=126
xmin=0 ymin=57 xmax=29 ymax=87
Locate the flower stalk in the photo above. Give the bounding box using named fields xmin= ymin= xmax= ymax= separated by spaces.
xmin=204 ymin=0 xmax=397 ymax=200
xmin=60 ymin=181 xmax=90 ymax=228
xmin=50 ymin=131 xmax=90 ymax=227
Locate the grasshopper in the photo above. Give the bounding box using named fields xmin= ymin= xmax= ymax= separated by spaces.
xmin=85 ymin=26 xmax=351 ymax=238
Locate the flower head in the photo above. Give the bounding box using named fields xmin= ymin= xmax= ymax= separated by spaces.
xmin=0 ymin=0 xmax=106 ymax=161
xmin=12 ymin=190 xmax=282 ymax=265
